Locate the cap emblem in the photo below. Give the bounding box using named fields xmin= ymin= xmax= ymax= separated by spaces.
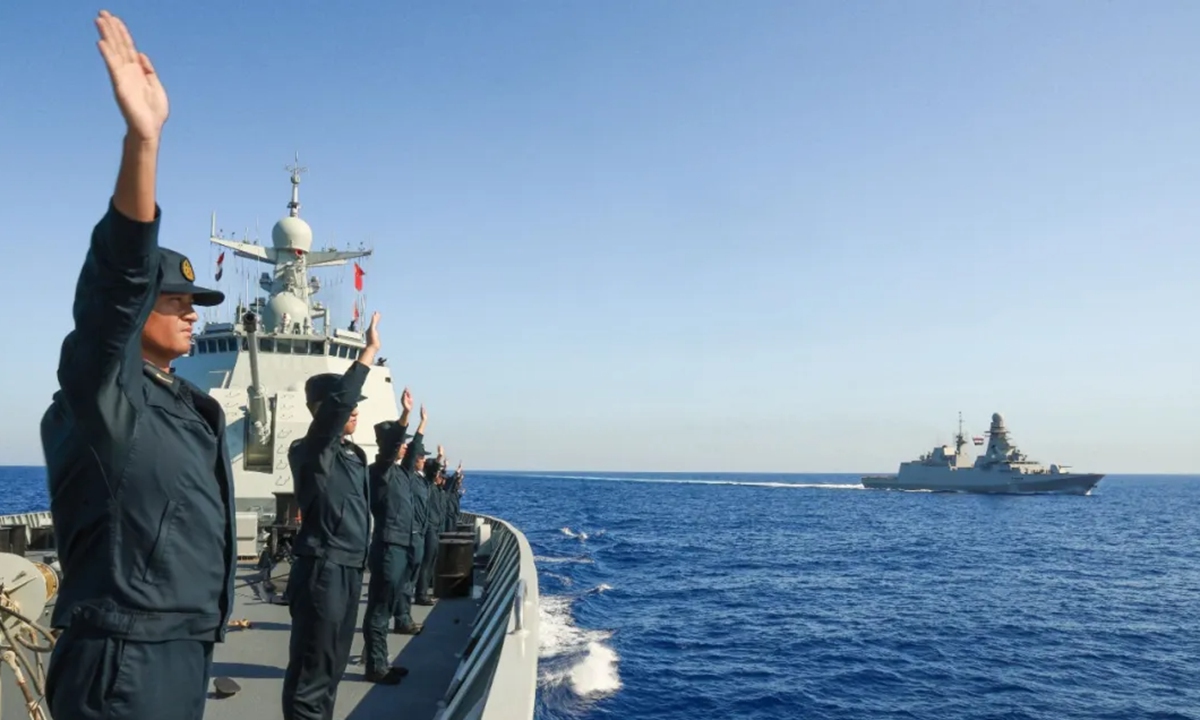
xmin=180 ymin=258 xmax=195 ymax=282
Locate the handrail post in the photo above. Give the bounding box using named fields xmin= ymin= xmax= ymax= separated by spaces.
xmin=512 ymin=578 xmax=526 ymax=633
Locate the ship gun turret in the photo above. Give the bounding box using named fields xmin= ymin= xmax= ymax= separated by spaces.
xmin=242 ymin=311 xmax=275 ymax=468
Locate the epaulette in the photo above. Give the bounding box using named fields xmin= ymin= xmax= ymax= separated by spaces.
xmin=142 ymin=362 xmax=175 ymax=388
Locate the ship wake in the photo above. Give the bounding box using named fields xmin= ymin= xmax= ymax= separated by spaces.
xmin=538 ymin=593 xmax=622 ymax=714
xmin=530 ymin=474 xmax=867 ymax=491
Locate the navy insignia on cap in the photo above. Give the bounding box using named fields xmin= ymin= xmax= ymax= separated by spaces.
xmin=181 ymin=258 xmax=195 ymax=282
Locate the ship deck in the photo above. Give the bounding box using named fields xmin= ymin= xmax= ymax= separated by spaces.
xmin=207 ymin=560 xmax=480 ymax=720
xmin=1 ymin=559 xmax=482 ymax=720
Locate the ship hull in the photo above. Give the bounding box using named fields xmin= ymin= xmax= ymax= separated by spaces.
xmin=861 ymin=472 xmax=1103 ymax=495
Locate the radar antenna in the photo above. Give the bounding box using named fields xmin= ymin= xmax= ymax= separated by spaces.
xmin=285 ymin=152 xmax=308 ymax=218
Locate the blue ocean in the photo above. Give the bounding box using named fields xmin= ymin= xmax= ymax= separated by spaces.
xmin=3 ymin=467 xmax=1198 ymax=720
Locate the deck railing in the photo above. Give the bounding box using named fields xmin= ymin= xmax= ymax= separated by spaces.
xmin=434 ymin=512 xmax=539 ymax=720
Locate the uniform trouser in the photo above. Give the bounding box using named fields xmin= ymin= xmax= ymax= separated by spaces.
xmin=362 ymin=540 xmax=413 ymax=670
xmin=397 ymin=534 xmax=426 ymax=625
xmin=45 ymin=624 xmax=214 ymax=720
xmin=417 ymin=524 xmax=440 ymax=599
xmin=282 ymin=556 xmax=364 ymax=720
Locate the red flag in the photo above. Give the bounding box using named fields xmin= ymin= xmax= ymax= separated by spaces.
xmin=215 ymin=251 xmax=225 ymax=281
xmin=353 ymin=262 xmax=365 ymax=291
xmin=353 ymin=302 xmax=360 ymax=321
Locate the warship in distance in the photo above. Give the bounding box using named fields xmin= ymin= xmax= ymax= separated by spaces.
xmin=861 ymin=412 xmax=1104 ymax=495
xmin=0 ymin=161 xmax=540 ymax=720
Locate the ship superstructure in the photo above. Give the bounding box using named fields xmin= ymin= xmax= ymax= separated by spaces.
xmin=173 ymin=159 xmax=398 ymax=518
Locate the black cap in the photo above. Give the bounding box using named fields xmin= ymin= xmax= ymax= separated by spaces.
xmin=305 ymin=373 xmax=367 ymax=406
xmin=373 ymin=420 xmax=398 ymax=446
xmin=159 ymin=248 xmax=224 ymax=306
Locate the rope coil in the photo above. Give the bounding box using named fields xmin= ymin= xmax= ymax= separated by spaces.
xmin=0 ymin=562 xmax=58 ymax=720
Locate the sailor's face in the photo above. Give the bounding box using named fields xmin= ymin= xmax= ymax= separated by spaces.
xmin=343 ymin=407 xmax=359 ymax=436
xmin=143 ymin=293 xmax=198 ymax=361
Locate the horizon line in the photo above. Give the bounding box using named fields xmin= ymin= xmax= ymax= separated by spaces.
xmin=0 ymin=465 xmax=1196 ymax=477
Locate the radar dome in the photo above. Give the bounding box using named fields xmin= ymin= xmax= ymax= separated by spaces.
xmin=264 ymin=291 xmax=310 ymax=330
xmin=272 ymin=216 xmax=313 ymax=253
xmin=991 ymin=412 xmax=1005 ymax=425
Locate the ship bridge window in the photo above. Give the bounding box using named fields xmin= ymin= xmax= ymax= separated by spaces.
xmin=218 ymin=338 xmax=233 ymax=353
xmin=337 ymin=345 xmax=350 ymax=359
xmin=309 ymin=341 xmax=325 ymax=355
xmin=258 ymin=338 xmax=276 ymax=353
xmin=328 ymin=344 xmax=338 ymax=357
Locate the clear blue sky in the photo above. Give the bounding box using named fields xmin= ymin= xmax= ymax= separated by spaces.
xmin=1 ymin=1 xmax=1196 ymax=473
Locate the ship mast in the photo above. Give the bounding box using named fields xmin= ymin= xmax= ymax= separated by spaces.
xmin=207 ymin=155 xmax=373 ymax=337
xmin=954 ymin=411 xmax=966 ymax=455
xmin=286 ymin=153 xmax=306 ymax=218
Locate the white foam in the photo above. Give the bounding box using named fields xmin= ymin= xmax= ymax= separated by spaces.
xmin=560 ymin=526 xmax=590 ymax=540
xmin=534 ymin=555 xmax=595 ymax=565
xmin=527 ymin=474 xmax=867 ymax=491
xmin=538 ymin=594 xmax=622 ymax=700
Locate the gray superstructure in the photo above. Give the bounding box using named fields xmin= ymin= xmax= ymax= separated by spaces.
xmin=862 ymin=412 xmax=1103 ymax=495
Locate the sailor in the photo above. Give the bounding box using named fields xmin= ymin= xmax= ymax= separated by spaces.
xmin=415 ymin=452 xmax=446 ymax=605
xmin=444 ymin=461 xmax=465 ymax=532
xmin=281 ymin=311 xmax=382 ymax=720
xmin=391 ymin=404 xmax=428 ymax=634
xmin=38 ymin=12 xmax=236 ymax=720
xmin=361 ymin=392 xmax=426 ymax=683
xmin=397 ymin=439 xmax=431 ymax=629
xmin=435 ymin=452 xmax=458 ymax=532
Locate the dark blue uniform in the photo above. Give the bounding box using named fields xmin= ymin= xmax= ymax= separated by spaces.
xmin=282 ymin=364 xmax=372 ymax=720
xmin=362 ymin=421 xmax=422 ymax=675
xmin=399 ymin=456 xmax=430 ymax=621
xmin=417 ymin=464 xmax=445 ymax=602
xmin=443 ymin=472 xmax=464 ymax=531
xmin=39 ymin=202 xmax=235 ymax=720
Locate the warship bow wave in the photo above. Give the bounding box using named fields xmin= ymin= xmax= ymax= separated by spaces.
xmin=0 ymin=160 xmax=540 ymax=720
xmin=861 ymin=412 xmax=1104 ymax=495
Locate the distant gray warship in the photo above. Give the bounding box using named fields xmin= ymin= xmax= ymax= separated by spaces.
xmin=862 ymin=412 xmax=1104 ymax=495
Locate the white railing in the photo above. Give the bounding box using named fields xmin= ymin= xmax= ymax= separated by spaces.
xmin=0 ymin=512 xmax=53 ymax=531
xmin=434 ymin=512 xmax=539 ymax=720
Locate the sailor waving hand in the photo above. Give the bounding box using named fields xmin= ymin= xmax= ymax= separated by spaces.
xmin=40 ymin=11 xmax=236 ymax=720
xmin=282 ymin=312 xmax=383 ymax=720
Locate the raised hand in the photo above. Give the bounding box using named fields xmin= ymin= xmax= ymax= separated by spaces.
xmin=365 ymin=311 xmax=381 ymax=349
xmin=419 ymin=404 xmax=427 ymax=422
xmin=95 ymin=11 xmax=168 ymax=143
xmin=401 ymin=387 xmax=413 ymax=412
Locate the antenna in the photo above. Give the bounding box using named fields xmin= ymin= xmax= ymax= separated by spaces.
xmin=285 ymin=152 xmax=308 ymax=218
xmin=954 ymin=411 xmax=966 ymax=455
